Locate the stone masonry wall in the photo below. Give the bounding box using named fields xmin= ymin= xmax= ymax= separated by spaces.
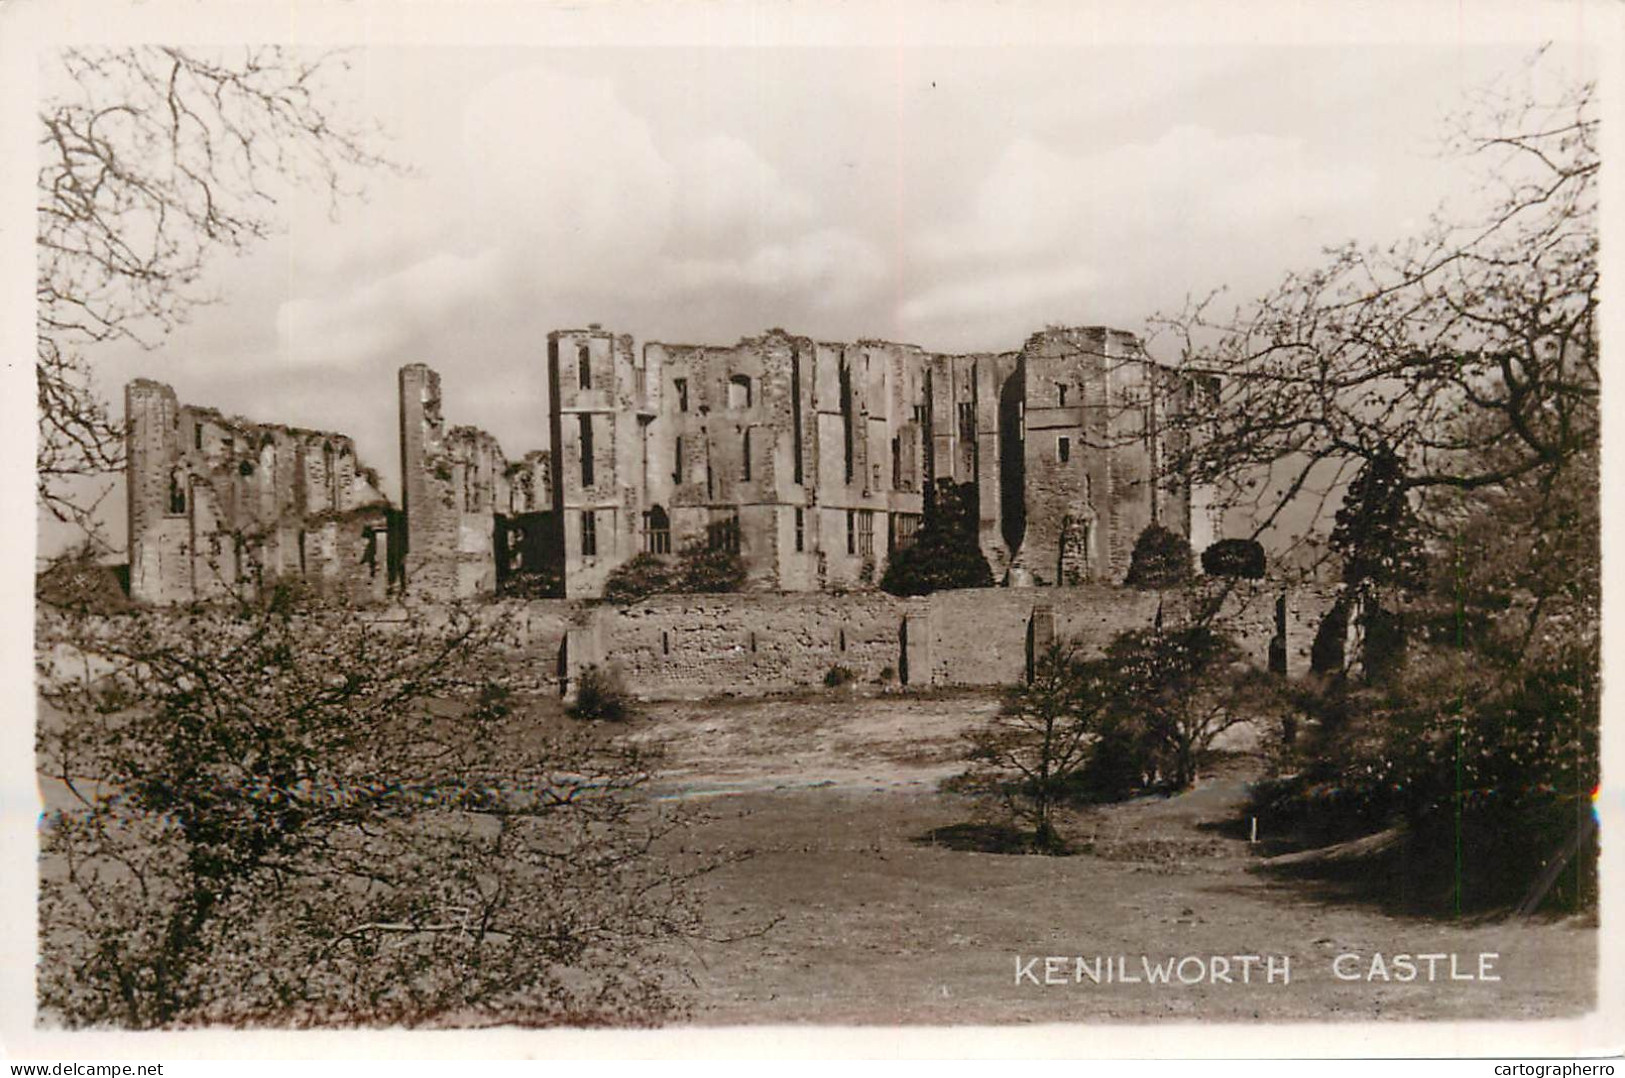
xmin=545 ymin=582 xmax=1343 ymax=699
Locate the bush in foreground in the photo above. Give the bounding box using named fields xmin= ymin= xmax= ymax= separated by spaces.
xmin=36 ymin=598 xmax=715 ymax=1027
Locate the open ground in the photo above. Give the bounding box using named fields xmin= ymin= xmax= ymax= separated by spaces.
xmin=33 ymin=685 xmax=1595 ymax=1026
xmin=624 ymin=689 xmax=1596 ymax=1025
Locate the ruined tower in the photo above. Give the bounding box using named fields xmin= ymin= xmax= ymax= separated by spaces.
xmin=548 ymin=326 xmax=649 ymax=598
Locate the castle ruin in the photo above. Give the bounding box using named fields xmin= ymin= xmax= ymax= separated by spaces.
xmin=125 ymin=324 xmax=1220 ymax=604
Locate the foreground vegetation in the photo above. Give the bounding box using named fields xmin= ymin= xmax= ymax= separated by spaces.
xmin=36 ymin=594 xmax=731 ymax=1027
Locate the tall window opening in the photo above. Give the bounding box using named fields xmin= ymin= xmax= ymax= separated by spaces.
xmin=794 ymin=507 xmax=805 ymax=552
xmin=167 ymin=472 xmax=186 ymax=515
xmin=673 ymin=436 xmax=684 ymax=484
xmin=643 ymin=505 xmax=671 ymax=554
xmin=742 ymin=428 xmax=752 ymax=481
xmin=1058 ymin=436 xmax=1071 ymax=463
xmin=674 ymin=377 xmax=689 ymax=412
xmin=707 ymin=511 xmax=740 ymax=553
xmin=846 ymin=509 xmax=856 ymax=555
xmin=840 ymin=359 xmax=854 ymax=483
xmin=892 ymin=512 xmax=921 ymax=552
xmin=577 ymin=342 xmax=591 ymax=389
xmin=579 ymin=414 xmax=594 ymax=488
xmin=891 ymin=437 xmax=900 ymax=489
xmin=958 ymin=401 xmax=975 ymax=441
xmin=728 ymin=374 xmax=752 ymax=410
xmin=790 ymin=347 xmax=804 ymax=483
xmin=581 ymin=510 xmax=597 ymax=556
xmin=1058 ymin=383 xmax=1070 ymax=407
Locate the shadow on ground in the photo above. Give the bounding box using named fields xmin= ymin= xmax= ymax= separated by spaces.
xmin=911 ymin=821 xmax=1078 ymax=856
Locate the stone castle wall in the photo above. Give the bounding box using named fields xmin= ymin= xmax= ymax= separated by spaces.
xmin=128 ymin=322 xmax=1215 ymax=606
xmin=525 ymin=582 xmax=1342 ymax=699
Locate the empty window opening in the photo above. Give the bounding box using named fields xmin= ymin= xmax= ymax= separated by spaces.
xmin=298 ymin=529 xmax=307 ymax=575
xmin=790 ymin=348 xmax=804 ymax=484
xmin=846 ymin=509 xmax=856 ymax=555
xmin=728 ymin=374 xmax=752 ymax=410
xmin=674 ymin=436 xmax=684 ymax=484
xmin=1058 ymin=383 xmax=1070 ymax=407
xmin=579 ymin=414 xmax=594 ymax=487
xmin=749 ymin=632 xmax=757 ymax=653
xmin=958 ymin=401 xmax=975 ymax=440
xmin=839 ymin=629 xmax=847 ymax=652
xmin=839 ymin=360 xmax=854 ymax=483
xmin=662 ymin=630 xmax=670 ymax=655
xmin=891 ymin=437 xmax=900 ymax=489
xmin=193 ymin=424 xmax=203 ymax=450
xmin=325 ymin=441 xmax=341 ymax=507
xmin=674 ymin=377 xmax=689 ymax=412
xmin=581 ymin=510 xmax=597 ymax=557
xmin=742 ymin=428 xmax=752 ymax=481
xmin=577 ymin=343 xmax=592 ymax=390
xmin=794 ymin=507 xmax=805 ymax=552
xmin=167 ymin=472 xmax=187 ymax=515
xmin=643 ymin=504 xmax=671 ymax=554
xmin=1058 ymin=436 xmax=1071 ymax=463
xmin=912 ymin=403 xmax=926 ymax=424
xmin=707 ymin=511 xmax=740 ymax=553
xmin=892 ymin=512 xmax=921 ymax=552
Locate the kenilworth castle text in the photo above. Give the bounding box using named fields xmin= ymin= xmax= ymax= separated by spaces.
xmin=126 ymin=323 xmax=1220 ymax=604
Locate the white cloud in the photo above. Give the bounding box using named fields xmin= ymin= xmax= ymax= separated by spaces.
xmin=662 ymin=228 xmax=888 ymax=312
xmin=899 ymin=262 xmax=1103 ymax=329
xmin=273 ymin=248 xmax=505 ymax=369
xmin=459 ymin=65 xmax=677 ymax=280
xmin=669 ymin=134 xmax=816 ymax=252
xmin=920 ymin=125 xmax=1378 ymax=267
xmin=903 ymin=123 xmax=1382 ymax=340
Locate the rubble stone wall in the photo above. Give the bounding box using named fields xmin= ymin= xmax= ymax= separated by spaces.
xmin=538 ymin=582 xmax=1344 ymax=698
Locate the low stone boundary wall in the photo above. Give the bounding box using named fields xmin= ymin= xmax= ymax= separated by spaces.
xmin=518 ymin=581 xmax=1341 ymax=699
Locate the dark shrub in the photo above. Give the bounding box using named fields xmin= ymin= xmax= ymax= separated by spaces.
xmin=1201 ymin=538 xmax=1266 ymax=579
xmin=1123 ymin=524 xmax=1194 ymax=590
xmin=881 ymin=479 xmax=994 ymax=595
xmin=823 ymin=665 xmax=856 ymax=688
xmin=601 ymin=552 xmax=679 ymax=604
xmin=569 ymin=663 xmax=630 ymax=721
xmin=676 ymin=542 xmax=747 ymax=594
xmin=599 ymin=543 xmax=745 ymax=603
xmin=1310 ymin=596 xmax=1351 ymax=674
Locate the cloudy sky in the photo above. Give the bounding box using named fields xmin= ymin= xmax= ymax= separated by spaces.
xmin=51 ymin=34 xmax=1597 ymax=552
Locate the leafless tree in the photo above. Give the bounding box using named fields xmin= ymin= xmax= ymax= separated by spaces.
xmin=964 ymin=641 xmax=1111 ymax=851
xmin=1154 ymin=51 xmax=1597 ymax=550
xmin=37 ymin=47 xmax=396 ymax=542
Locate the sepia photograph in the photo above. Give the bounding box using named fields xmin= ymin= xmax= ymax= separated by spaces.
xmin=3 ymin=0 xmax=1619 ymax=1060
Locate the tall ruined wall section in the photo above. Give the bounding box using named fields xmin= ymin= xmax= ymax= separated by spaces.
xmin=126 ymin=379 xmax=393 ymax=605
xmin=1010 ymin=327 xmax=1197 ymax=587
xmin=549 ymin=328 xmax=648 ymax=599
xmin=399 ymin=363 xmax=546 ymax=600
